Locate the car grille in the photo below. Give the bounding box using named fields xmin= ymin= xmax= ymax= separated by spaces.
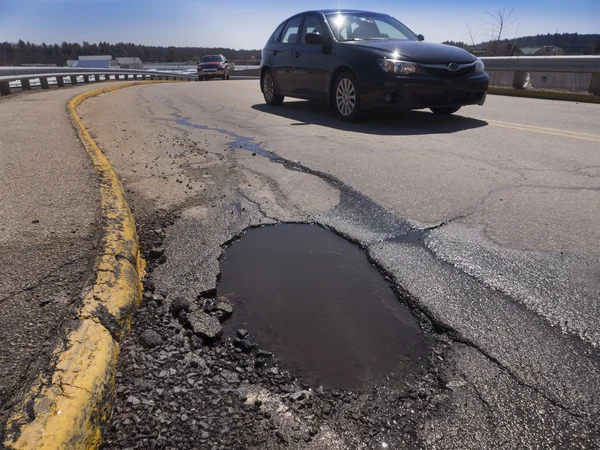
xmin=422 ymin=65 xmax=475 ymax=78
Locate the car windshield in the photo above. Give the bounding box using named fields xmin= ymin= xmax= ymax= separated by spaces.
xmin=325 ymin=13 xmax=418 ymax=42
xmin=202 ymin=55 xmax=223 ymax=62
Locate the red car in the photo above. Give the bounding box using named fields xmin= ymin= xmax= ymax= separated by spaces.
xmin=197 ymin=54 xmax=230 ymax=80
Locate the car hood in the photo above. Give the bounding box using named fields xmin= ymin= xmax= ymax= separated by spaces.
xmin=346 ymin=40 xmax=475 ymax=64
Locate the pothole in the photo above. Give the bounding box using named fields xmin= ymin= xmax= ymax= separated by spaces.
xmin=217 ymin=223 xmax=433 ymax=391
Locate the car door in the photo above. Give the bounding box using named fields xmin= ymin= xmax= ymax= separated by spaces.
xmin=292 ymin=14 xmax=330 ymax=99
xmin=272 ymin=16 xmax=303 ymax=94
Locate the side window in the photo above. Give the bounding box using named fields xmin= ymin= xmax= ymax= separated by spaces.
xmin=271 ymin=22 xmax=286 ymax=43
xmin=300 ymin=16 xmax=324 ymax=43
xmin=281 ymin=17 xmax=303 ymax=44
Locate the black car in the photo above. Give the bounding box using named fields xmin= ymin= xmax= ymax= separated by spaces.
xmin=260 ymin=9 xmax=488 ymax=121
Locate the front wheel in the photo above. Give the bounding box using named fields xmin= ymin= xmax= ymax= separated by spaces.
xmin=334 ymin=72 xmax=361 ymax=122
xmin=262 ymin=70 xmax=284 ymax=106
xmin=430 ymin=106 xmax=461 ymax=115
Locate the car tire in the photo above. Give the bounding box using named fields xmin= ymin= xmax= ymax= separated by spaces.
xmin=430 ymin=106 xmax=461 ymax=115
xmin=334 ymin=72 xmax=361 ymax=122
xmin=226 ymin=73 xmax=230 ymax=80
xmin=262 ymin=70 xmax=284 ymax=106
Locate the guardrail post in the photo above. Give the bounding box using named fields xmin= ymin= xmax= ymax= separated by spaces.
xmin=40 ymin=77 xmax=50 ymax=89
xmin=21 ymin=78 xmax=32 ymax=91
xmin=95 ymin=74 xmax=101 ymax=82
xmin=0 ymin=81 xmax=11 ymax=96
xmin=83 ymin=75 xmax=90 ymax=84
xmin=589 ymin=73 xmax=600 ymax=95
xmin=512 ymin=71 xmax=526 ymax=89
xmin=70 ymin=75 xmax=78 ymax=85
xmin=56 ymin=76 xmax=65 ymax=88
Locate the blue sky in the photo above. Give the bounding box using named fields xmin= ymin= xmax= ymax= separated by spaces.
xmin=0 ymin=0 xmax=598 ymax=49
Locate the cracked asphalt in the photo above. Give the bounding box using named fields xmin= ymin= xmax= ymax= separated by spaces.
xmin=0 ymin=85 xmax=135 ymax=441
xmin=75 ymin=81 xmax=600 ymax=449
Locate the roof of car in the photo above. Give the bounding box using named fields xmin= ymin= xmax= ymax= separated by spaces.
xmin=306 ymin=9 xmax=385 ymax=15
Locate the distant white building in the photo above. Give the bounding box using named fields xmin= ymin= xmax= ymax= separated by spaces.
xmin=67 ymin=55 xmax=114 ymax=68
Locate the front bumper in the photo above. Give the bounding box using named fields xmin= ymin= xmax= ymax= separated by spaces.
xmin=360 ymin=73 xmax=489 ymax=109
xmin=198 ymin=69 xmax=226 ymax=78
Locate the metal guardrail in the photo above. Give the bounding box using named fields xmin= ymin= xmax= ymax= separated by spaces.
xmin=0 ymin=67 xmax=198 ymax=96
xmin=480 ymin=56 xmax=600 ymax=93
xmin=3 ymin=56 xmax=599 ymax=95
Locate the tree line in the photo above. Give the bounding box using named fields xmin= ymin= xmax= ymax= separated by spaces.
xmin=0 ymin=40 xmax=262 ymax=66
xmin=443 ymin=33 xmax=600 ymax=53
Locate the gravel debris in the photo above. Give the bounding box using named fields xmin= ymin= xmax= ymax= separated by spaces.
xmin=139 ymin=329 xmax=163 ymax=349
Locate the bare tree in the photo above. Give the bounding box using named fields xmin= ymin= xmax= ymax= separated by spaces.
xmin=484 ymin=6 xmax=518 ymax=41
xmin=465 ymin=23 xmax=483 ymax=47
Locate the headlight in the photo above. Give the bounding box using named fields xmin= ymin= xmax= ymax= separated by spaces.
xmin=198 ymin=66 xmax=203 ymax=71
xmin=378 ymin=59 xmax=418 ymax=75
xmin=475 ymin=58 xmax=485 ymax=73
xmin=218 ymin=64 xmax=224 ymax=69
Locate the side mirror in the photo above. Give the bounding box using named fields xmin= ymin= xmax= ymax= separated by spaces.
xmin=417 ymin=34 xmax=425 ymax=41
xmin=305 ymin=32 xmax=325 ymax=45
xmin=224 ymin=60 xmax=228 ymax=63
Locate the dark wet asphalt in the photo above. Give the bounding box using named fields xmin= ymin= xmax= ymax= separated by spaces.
xmin=218 ymin=224 xmax=432 ymax=391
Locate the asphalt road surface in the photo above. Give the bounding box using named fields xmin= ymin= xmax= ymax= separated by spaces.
xmin=76 ymin=80 xmax=600 ymax=449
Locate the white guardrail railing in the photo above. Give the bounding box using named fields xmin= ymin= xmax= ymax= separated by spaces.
xmin=0 ymin=67 xmax=198 ymax=96
xmin=480 ymin=55 xmax=600 ymax=94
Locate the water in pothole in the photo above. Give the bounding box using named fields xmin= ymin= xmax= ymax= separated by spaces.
xmin=217 ymin=224 xmax=432 ymax=391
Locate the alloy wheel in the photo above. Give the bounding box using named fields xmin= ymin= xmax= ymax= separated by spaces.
xmin=336 ymin=78 xmax=356 ymax=117
xmin=264 ymin=74 xmax=275 ymax=103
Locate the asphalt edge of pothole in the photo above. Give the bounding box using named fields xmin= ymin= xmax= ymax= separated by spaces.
xmin=3 ymin=81 xmax=179 ymax=450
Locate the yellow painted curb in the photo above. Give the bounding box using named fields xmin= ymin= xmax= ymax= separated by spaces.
xmin=488 ymin=86 xmax=600 ymax=104
xmin=4 ymin=81 xmax=176 ymax=449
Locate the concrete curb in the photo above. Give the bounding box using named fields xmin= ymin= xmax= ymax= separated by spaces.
xmin=4 ymin=81 xmax=174 ymax=449
xmin=488 ymin=86 xmax=600 ymax=104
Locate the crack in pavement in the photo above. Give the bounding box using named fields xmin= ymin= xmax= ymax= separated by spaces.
xmin=237 ymin=191 xmax=280 ymax=223
xmin=0 ymin=255 xmax=90 ymax=305
xmin=452 ymin=336 xmax=592 ymax=422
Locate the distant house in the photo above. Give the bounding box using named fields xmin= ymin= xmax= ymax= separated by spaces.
xmin=116 ymin=57 xmax=143 ymax=69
